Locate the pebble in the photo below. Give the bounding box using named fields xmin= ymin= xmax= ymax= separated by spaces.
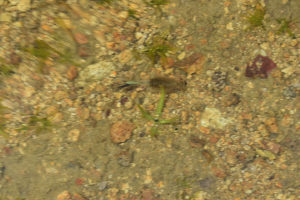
xmin=224 ymin=93 xmax=240 ymax=106
xmin=191 ymin=191 xmax=208 ymax=200
xmin=118 ymin=11 xmax=128 ymax=19
xmin=94 ymin=30 xmax=106 ymax=44
xmin=118 ymin=49 xmax=133 ymax=64
xmin=282 ymin=0 xmax=289 ymax=4
xmin=45 ymin=105 xmax=58 ymax=115
xmin=49 ymin=112 xmax=63 ymax=123
xmin=66 ymin=65 xmax=78 ymax=81
xmin=181 ymin=110 xmax=189 ymax=123
xmin=74 ymin=33 xmax=89 ymax=44
xmin=68 ymin=129 xmax=80 ymax=142
xmin=23 ymin=86 xmax=35 ymax=98
xmin=226 ymin=22 xmax=234 ymax=30
xmin=201 ymin=107 xmax=230 ymax=129
xmin=135 ymin=32 xmax=143 ymax=40
xmin=281 ymin=66 xmax=296 ymax=77
xmin=98 ymin=181 xmax=108 ymax=191
xmin=0 ymin=12 xmax=12 ymax=22
xmin=110 ymin=121 xmax=135 ymax=143
xmin=211 ymin=166 xmax=227 ymax=179
xmin=17 ymin=0 xmax=31 ymax=12
xmin=264 ymin=118 xmax=279 ymax=133
xmin=178 ymin=52 xmax=186 ymax=60
xmin=117 ymin=151 xmax=133 ymax=167
xmin=124 ymin=100 xmax=133 ymax=110
xmin=57 ymin=191 xmax=72 ymax=200
xmin=78 ymin=61 xmax=116 ymax=84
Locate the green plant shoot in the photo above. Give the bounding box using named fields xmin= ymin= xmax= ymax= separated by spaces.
xmin=137 ymin=86 xmax=178 ymax=136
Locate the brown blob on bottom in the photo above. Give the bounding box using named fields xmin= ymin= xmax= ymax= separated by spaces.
xmin=245 ymin=55 xmax=277 ymax=78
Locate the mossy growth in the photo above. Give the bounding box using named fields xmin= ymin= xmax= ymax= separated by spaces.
xmin=0 ymin=57 xmax=15 ymax=77
xmin=0 ymin=64 xmax=15 ymax=76
xmin=247 ymin=6 xmax=265 ymax=29
xmin=23 ymin=39 xmax=58 ymax=73
xmin=128 ymin=9 xmax=138 ymax=20
xmin=143 ymin=33 xmax=173 ymax=64
xmin=23 ymin=39 xmax=78 ymax=73
xmin=144 ymin=0 xmax=169 ymax=15
xmin=137 ymin=86 xmax=177 ymax=137
xmin=0 ymin=101 xmax=8 ymax=137
xmin=276 ymin=18 xmax=296 ymax=38
xmin=17 ymin=114 xmax=52 ymax=133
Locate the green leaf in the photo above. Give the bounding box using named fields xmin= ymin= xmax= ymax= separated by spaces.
xmin=125 ymin=81 xmax=141 ymax=85
xmin=137 ymin=104 xmax=155 ymax=121
xmin=158 ymin=116 xmax=178 ymax=124
xmin=156 ymin=86 xmax=165 ymax=118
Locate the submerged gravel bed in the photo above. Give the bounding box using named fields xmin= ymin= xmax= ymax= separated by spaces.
xmin=0 ymin=0 xmax=299 ymax=199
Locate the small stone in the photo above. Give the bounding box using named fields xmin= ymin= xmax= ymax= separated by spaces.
xmin=190 ymin=135 xmax=206 ymax=148
xmin=135 ymin=32 xmax=143 ymax=40
xmin=141 ymin=189 xmax=155 ymax=200
xmin=94 ymin=30 xmax=106 ymax=44
xmin=290 ymin=39 xmax=298 ymax=47
xmin=226 ymin=22 xmax=234 ymax=30
xmin=57 ymin=191 xmax=71 ymax=200
xmin=191 ymin=191 xmax=208 ymax=200
xmin=77 ymin=107 xmax=90 ymax=120
xmin=118 ymin=11 xmax=128 ymax=19
xmin=74 ymin=33 xmax=88 ymax=44
xmin=23 ymin=86 xmax=35 ymax=97
xmin=110 ymin=121 xmax=135 ymax=143
xmin=67 ymin=65 xmax=78 ymax=81
xmin=224 ymin=93 xmax=240 ymax=106
xmin=266 ymin=142 xmax=281 ymax=154
xmin=268 ymin=32 xmax=275 ymax=42
xmin=50 ymin=112 xmax=63 ymax=123
xmin=202 ymin=150 xmax=214 ymax=163
xmin=209 ymin=71 xmax=227 ymax=92
xmin=282 ymin=0 xmax=289 ymax=4
xmin=106 ymin=42 xmax=115 ymax=49
xmin=78 ymin=61 xmax=116 ymax=83
xmin=55 ymin=91 xmax=67 ymax=101
xmin=17 ymin=0 xmax=31 ymax=12
xmin=225 ymin=150 xmax=237 ymax=165
xmin=118 ymin=49 xmax=133 ymax=64
xmin=201 ymin=107 xmax=230 ymax=129
xmin=45 ymin=106 xmax=58 ymax=115
xmin=198 ymin=177 xmax=216 ymax=189
xmin=0 ymin=12 xmax=11 ymax=22
xmin=181 ymin=110 xmax=189 ymax=123
xmin=211 ymin=167 xmax=227 ymax=179
xmin=72 ymin=193 xmax=86 ymax=200
xmin=10 ymin=52 xmax=22 ymax=65
xmin=178 ymin=52 xmax=186 ymax=60
xmin=282 ymin=66 xmax=295 ymax=77
xmin=117 ymin=151 xmax=133 ymax=167
xmin=98 ymin=181 xmax=108 ymax=191
xmin=124 ymin=100 xmax=133 ymax=110
xmin=265 ymin=118 xmax=279 ymax=133
xmin=68 ymin=129 xmax=80 ymax=142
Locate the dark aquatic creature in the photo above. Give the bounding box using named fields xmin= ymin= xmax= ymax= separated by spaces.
xmin=245 ymin=55 xmax=277 ymax=78
xmin=118 ymin=77 xmax=187 ymax=93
